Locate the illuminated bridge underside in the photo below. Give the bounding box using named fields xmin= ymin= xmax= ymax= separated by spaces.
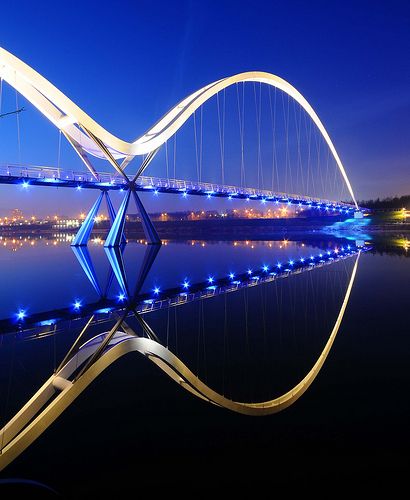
xmin=0 ymin=165 xmax=357 ymax=212
xmin=0 ymin=47 xmax=358 ymax=208
xmin=0 ymin=254 xmax=359 ymax=471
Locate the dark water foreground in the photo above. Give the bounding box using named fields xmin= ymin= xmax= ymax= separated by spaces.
xmin=0 ymin=234 xmax=408 ymax=496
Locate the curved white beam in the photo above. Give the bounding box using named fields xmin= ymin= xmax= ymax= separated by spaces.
xmin=0 ymin=47 xmax=358 ymax=207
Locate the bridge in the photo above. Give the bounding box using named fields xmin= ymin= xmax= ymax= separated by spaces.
xmin=0 ymin=47 xmax=363 ymax=248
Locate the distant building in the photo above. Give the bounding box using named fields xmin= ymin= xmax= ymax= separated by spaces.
xmin=10 ymin=208 xmax=24 ymax=220
xmin=53 ymin=218 xmax=81 ymax=229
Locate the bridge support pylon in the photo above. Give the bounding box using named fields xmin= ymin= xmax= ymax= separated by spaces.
xmin=103 ymin=187 xmax=161 ymax=247
xmin=71 ymin=191 xmax=104 ymax=246
xmin=72 ymin=190 xmax=127 ymax=247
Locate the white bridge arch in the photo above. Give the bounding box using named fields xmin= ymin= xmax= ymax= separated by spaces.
xmin=0 ymin=47 xmax=358 ymax=208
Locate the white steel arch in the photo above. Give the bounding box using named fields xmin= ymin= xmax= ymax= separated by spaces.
xmin=0 ymin=47 xmax=358 ymax=207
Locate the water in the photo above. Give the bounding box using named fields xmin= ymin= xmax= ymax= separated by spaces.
xmin=0 ymin=233 xmax=408 ymax=495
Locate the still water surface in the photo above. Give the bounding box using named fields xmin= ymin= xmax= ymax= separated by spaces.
xmin=0 ymin=234 xmax=408 ymax=494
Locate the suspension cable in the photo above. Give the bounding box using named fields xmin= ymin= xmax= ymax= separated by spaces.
xmin=193 ymin=110 xmax=200 ymax=182
xmin=15 ymin=89 xmax=22 ymax=165
xmin=165 ymin=139 xmax=169 ymax=181
xmin=216 ymin=90 xmax=226 ymax=186
xmin=236 ymin=83 xmax=246 ymax=187
xmin=57 ymin=130 xmax=62 ymax=176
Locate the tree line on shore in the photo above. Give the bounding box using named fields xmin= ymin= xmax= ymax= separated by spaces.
xmin=358 ymin=195 xmax=410 ymax=210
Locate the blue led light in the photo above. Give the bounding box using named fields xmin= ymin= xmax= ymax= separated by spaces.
xmin=319 ymin=253 xmax=323 ymax=258
xmin=247 ymin=269 xmax=252 ymax=275
xmin=208 ymin=276 xmax=214 ymax=284
xmin=275 ymin=200 xmax=279 ymax=204
xmin=300 ymin=257 xmax=305 ymax=263
xmin=229 ymin=272 xmax=235 ymax=279
xmin=118 ymin=293 xmax=126 ymax=301
xmin=182 ymin=191 xmax=188 ymax=198
xmin=17 ymin=309 xmax=26 ymax=320
xmin=262 ymin=265 xmax=269 ymax=272
xmin=228 ymin=195 xmax=232 ymax=200
xmin=22 ymin=181 xmax=29 ymax=188
xmin=153 ymin=287 xmax=160 ymax=295
xmin=289 ymin=260 xmax=294 ymax=266
xmin=310 ymin=255 xmax=314 ymax=260
xmin=154 ymin=189 xmax=159 ymax=195
xmin=207 ymin=194 xmax=212 ymax=199
xmin=120 ymin=188 xmax=124 ymax=192
xmin=73 ymin=300 xmax=81 ymax=310
xmin=182 ymin=280 xmax=190 ymax=289
xmin=246 ymin=197 xmax=250 ymax=202
xmin=77 ymin=185 xmax=82 ymax=191
xmin=261 ymin=198 xmax=267 ymax=204
xmin=277 ymin=263 xmax=282 ymax=269
xmin=327 ymin=251 xmax=331 ymax=255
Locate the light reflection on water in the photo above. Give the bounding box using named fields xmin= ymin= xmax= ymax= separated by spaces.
xmin=0 ymin=236 xmax=346 ymax=319
xmin=0 ymin=234 xmax=409 ymax=493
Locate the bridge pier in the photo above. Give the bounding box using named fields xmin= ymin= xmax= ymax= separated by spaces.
xmin=72 ymin=190 xmax=130 ymax=247
xmin=72 ymin=188 xmax=161 ymax=247
xmin=104 ymin=187 xmax=161 ymax=247
xmin=71 ymin=191 xmax=104 ymax=246
xmin=354 ymin=211 xmax=364 ymax=219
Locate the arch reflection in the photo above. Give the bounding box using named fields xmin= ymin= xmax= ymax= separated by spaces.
xmin=0 ymin=244 xmax=361 ymax=471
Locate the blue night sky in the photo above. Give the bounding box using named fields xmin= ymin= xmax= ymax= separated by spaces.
xmin=0 ymin=0 xmax=409 ymax=216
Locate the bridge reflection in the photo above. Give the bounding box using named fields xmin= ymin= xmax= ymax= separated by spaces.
xmin=0 ymin=239 xmax=365 ymax=333
xmin=0 ymin=239 xmax=364 ymax=470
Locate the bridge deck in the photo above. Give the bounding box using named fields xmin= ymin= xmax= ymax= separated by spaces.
xmin=0 ymin=164 xmax=357 ymax=212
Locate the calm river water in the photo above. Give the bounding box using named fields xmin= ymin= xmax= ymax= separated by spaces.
xmin=0 ymin=233 xmax=408 ymax=495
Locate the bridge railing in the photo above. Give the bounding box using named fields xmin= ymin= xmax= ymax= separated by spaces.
xmin=0 ymin=163 xmax=127 ymax=185
xmin=0 ymin=163 xmax=355 ymax=208
xmin=134 ymin=175 xmax=349 ymax=207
